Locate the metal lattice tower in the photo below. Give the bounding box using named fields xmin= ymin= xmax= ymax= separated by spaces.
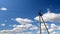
xmin=38 ymin=10 xmax=50 ymax=34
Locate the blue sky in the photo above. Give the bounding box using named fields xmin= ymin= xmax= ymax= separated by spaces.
xmin=0 ymin=0 xmax=60 ymax=34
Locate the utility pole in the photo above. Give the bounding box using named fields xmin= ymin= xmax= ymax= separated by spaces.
xmin=38 ymin=11 xmax=42 ymax=34
xmin=38 ymin=10 xmax=50 ymax=34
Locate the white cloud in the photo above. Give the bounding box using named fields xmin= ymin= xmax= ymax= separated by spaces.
xmin=30 ymin=26 xmax=38 ymax=30
xmin=37 ymin=30 xmax=45 ymax=34
xmin=50 ymin=24 xmax=58 ymax=29
xmin=26 ymin=32 xmax=32 ymax=34
xmin=0 ymin=18 xmax=34 ymax=34
xmin=1 ymin=24 xmax=6 ymax=26
xmin=0 ymin=30 xmax=13 ymax=33
xmin=48 ymin=29 xmax=54 ymax=32
xmin=34 ymin=9 xmax=60 ymax=22
xmin=0 ymin=24 xmax=34 ymax=34
xmin=38 ymin=23 xmax=49 ymax=30
xmin=9 ymin=25 xmax=12 ymax=27
xmin=1 ymin=10 xmax=60 ymax=34
xmin=1 ymin=22 xmax=60 ymax=34
xmin=41 ymin=23 xmax=49 ymax=29
xmin=20 ymin=32 xmax=32 ymax=34
xmin=15 ymin=18 xmax=33 ymax=24
xmin=52 ymin=32 xmax=57 ymax=34
xmin=37 ymin=23 xmax=49 ymax=34
xmin=12 ymin=24 xmax=33 ymax=33
xmin=0 ymin=25 xmax=24 ymax=34
xmin=42 ymin=30 xmax=45 ymax=32
xmin=0 ymin=7 xmax=7 ymax=11
xmin=57 ymin=26 xmax=60 ymax=30
xmin=12 ymin=24 xmax=17 ymax=27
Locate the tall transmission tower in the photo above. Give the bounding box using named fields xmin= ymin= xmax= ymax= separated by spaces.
xmin=38 ymin=10 xmax=50 ymax=34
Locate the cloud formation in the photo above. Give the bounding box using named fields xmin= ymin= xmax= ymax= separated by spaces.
xmin=52 ymin=32 xmax=57 ymax=34
xmin=0 ymin=24 xmax=38 ymax=34
xmin=1 ymin=9 xmax=60 ymax=34
xmin=1 ymin=24 xmax=6 ymax=26
xmin=15 ymin=18 xmax=33 ymax=24
xmin=34 ymin=9 xmax=60 ymax=22
xmin=0 ymin=7 xmax=7 ymax=11
xmin=0 ymin=18 xmax=38 ymax=34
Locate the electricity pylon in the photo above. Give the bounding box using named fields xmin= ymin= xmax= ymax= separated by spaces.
xmin=38 ymin=10 xmax=50 ymax=34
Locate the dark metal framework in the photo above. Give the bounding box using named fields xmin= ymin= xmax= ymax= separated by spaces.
xmin=38 ymin=10 xmax=50 ymax=34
